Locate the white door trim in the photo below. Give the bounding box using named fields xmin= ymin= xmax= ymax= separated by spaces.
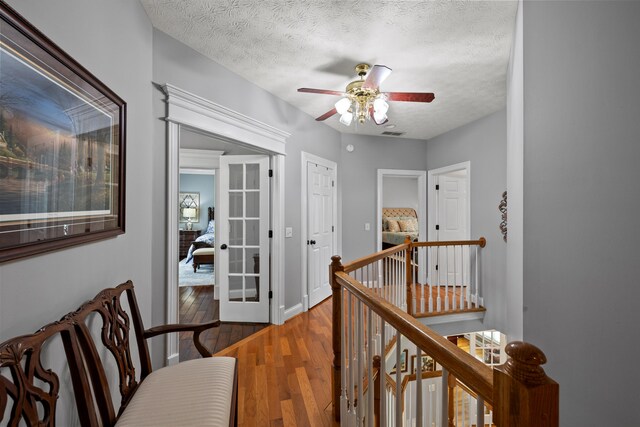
xmin=427 ymin=161 xmax=471 ymax=244
xmin=162 ymin=84 xmax=290 ymax=365
xmin=376 ymin=169 xmax=427 ymax=252
xmin=301 ymin=152 xmax=338 ymax=314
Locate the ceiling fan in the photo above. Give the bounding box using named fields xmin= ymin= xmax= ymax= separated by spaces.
xmin=298 ymin=63 xmax=435 ymax=126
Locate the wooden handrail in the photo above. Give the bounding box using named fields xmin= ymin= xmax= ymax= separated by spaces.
xmin=412 ymin=237 xmax=486 ymax=248
xmin=335 ymin=271 xmax=494 ymax=405
xmin=342 ymin=243 xmax=410 ymax=273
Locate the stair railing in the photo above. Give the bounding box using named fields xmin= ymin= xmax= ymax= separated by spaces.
xmin=330 ymin=246 xmax=559 ymax=426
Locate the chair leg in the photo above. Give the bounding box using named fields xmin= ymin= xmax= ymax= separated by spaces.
xmin=193 ymin=262 xmax=197 ymax=273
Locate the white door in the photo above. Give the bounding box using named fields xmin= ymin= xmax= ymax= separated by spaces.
xmin=307 ymin=162 xmax=335 ymax=308
xmin=218 ymin=155 xmax=270 ymax=322
xmin=435 ymin=170 xmax=468 ymax=286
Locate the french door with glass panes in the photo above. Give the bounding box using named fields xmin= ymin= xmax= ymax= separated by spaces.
xmin=218 ymin=155 xmax=270 ymax=322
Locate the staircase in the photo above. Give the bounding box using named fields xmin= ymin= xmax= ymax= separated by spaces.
xmin=329 ymin=238 xmax=559 ymax=426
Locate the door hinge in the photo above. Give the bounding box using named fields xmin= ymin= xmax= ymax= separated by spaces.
xmin=332 ymin=225 xmax=334 ymax=232
xmin=268 ymin=230 xmax=273 ymax=238
xmin=435 ymin=224 xmax=440 ymax=230
xmin=435 ymin=264 xmax=439 ymax=271
xmin=269 ymin=290 xmax=273 ymax=299
xmin=332 ymin=180 xmax=335 ymax=187
xmin=268 ymin=169 xmax=273 ymax=178
xmin=435 ymin=184 xmax=439 ymax=190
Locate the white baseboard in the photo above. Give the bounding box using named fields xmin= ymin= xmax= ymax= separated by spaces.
xmin=302 ymin=294 xmax=309 ymax=312
xmin=214 ymin=285 xmax=219 ymax=300
xmin=167 ymin=352 xmax=179 ymax=366
xmin=284 ymin=303 xmax=303 ymax=321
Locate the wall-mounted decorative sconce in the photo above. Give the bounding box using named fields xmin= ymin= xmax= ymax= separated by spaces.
xmin=499 ymin=191 xmax=507 ymax=242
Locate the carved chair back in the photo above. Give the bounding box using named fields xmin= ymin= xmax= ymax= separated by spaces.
xmin=0 ymin=281 xmax=151 ymax=426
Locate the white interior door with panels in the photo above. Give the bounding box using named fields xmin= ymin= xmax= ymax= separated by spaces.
xmin=428 ymin=162 xmax=470 ymax=286
xmin=307 ymin=162 xmax=335 ymax=308
xmin=218 ymin=155 xmax=270 ymax=323
xmin=301 ymin=152 xmax=337 ymax=313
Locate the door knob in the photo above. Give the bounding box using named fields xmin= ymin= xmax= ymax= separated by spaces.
xmin=309 ymin=240 xmax=316 ymax=245
xmin=220 ymin=244 xmax=228 ymax=250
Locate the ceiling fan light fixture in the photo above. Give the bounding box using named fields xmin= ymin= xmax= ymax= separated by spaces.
xmin=335 ymin=97 xmax=351 ymax=115
xmin=373 ymin=98 xmax=389 ymax=115
xmin=340 ymin=111 xmax=353 ymax=126
xmin=373 ymin=111 xmax=388 ymax=124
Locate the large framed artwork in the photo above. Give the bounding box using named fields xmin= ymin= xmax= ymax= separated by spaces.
xmin=0 ymin=2 xmax=126 ymax=263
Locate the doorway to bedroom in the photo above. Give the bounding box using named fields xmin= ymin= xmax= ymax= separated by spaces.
xmin=177 ymin=128 xmax=269 ymax=361
xmin=376 ymin=169 xmax=427 ymax=252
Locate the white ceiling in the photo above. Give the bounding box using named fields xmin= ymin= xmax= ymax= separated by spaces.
xmin=141 ymin=0 xmax=518 ymax=140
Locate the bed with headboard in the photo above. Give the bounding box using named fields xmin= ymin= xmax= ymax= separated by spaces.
xmin=184 ymin=207 xmax=215 ymax=264
xmin=382 ymin=207 xmax=419 ymax=248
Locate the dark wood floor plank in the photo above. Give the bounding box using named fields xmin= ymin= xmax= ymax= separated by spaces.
xmin=178 ymin=285 xmax=268 ymax=360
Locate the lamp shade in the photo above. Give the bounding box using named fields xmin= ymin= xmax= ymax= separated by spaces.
xmin=183 ymin=208 xmax=197 ymax=219
xmin=335 ymin=97 xmax=351 ymax=115
xmin=340 ymin=111 xmax=354 ymax=126
xmin=373 ymin=98 xmax=389 ymax=115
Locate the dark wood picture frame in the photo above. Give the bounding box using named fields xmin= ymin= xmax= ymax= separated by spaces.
xmin=0 ymin=1 xmax=126 ymax=263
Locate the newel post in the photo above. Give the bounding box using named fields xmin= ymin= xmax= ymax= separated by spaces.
xmin=493 ymin=341 xmax=559 ymax=427
xmin=404 ymin=236 xmax=413 ymax=315
xmin=330 ymin=255 xmax=344 ymax=422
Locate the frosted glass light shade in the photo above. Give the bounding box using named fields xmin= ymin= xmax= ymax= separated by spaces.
xmin=373 ymin=111 xmax=387 ymax=124
xmin=335 ymin=97 xmax=351 ymax=115
xmin=339 ymin=111 xmax=353 ymax=126
xmin=373 ymin=98 xmax=389 ymax=115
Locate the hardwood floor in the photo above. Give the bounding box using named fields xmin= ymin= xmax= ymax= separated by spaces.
xmin=179 ymin=285 xmax=268 ymax=361
xmin=216 ymin=297 xmax=338 ymax=427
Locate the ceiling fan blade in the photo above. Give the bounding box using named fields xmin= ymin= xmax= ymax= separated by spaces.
xmin=316 ymin=108 xmax=338 ymax=121
xmin=386 ymin=92 xmax=435 ymax=103
xmin=368 ymin=105 xmax=389 ymax=125
xmin=298 ymin=88 xmax=345 ymax=96
xmin=362 ymin=65 xmax=392 ymax=90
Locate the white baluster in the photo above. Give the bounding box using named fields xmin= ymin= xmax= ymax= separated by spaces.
xmin=380 ymin=318 xmax=386 ymax=427
xmin=347 ymin=292 xmax=353 ymax=414
xmin=452 ymin=246 xmax=458 ymax=310
xmin=416 ymin=347 xmax=423 ymax=427
xmin=357 ymin=300 xmax=364 ymax=425
xmin=477 ymin=397 xmax=487 ymax=426
xmin=367 ymin=305 xmax=374 ymax=427
xmin=445 ymin=246 xmax=450 ymax=311
xmin=474 ymin=246 xmax=479 ymax=307
xmin=441 ymin=368 xmax=448 ymax=427
xmin=436 ymin=247 xmax=442 ymax=312
xmin=395 ymin=334 xmax=402 ymax=427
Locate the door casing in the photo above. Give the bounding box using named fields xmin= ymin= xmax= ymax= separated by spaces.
xmin=163 ymin=84 xmax=289 ymax=365
xmin=300 ymin=152 xmax=338 ymax=316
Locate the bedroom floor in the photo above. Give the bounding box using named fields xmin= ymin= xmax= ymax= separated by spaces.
xmin=179 ymin=257 xmax=214 ymax=287
xmin=179 ymin=285 xmax=268 ymax=361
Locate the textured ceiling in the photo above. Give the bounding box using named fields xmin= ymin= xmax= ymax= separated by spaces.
xmin=141 ymin=0 xmax=518 ymax=140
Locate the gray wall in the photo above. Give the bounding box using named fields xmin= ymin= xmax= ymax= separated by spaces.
xmin=0 ymin=0 xmax=153 ymax=424
xmin=341 ymin=134 xmax=428 ymax=261
xmin=151 ymin=29 xmax=342 ymax=363
xmin=426 ymin=109 xmax=507 ymax=329
xmin=523 ymin=2 xmax=640 ymax=425
xmin=383 ymin=177 xmax=419 ymax=211
xmin=179 ymin=174 xmax=215 ymax=231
